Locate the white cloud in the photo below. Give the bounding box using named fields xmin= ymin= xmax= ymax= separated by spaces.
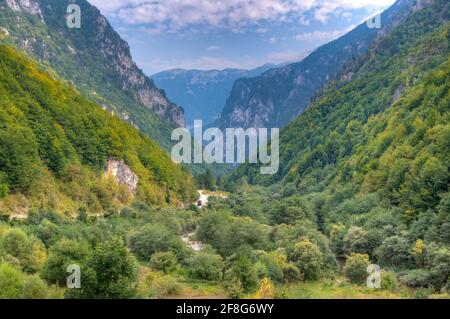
xmin=207 ymin=45 xmax=220 ymax=51
xmin=266 ymin=50 xmax=310 ymax=64
xmin=142 ymin=56 xmax=260 ymax=74
xmin=294 ymin=25 xmax=355 ymax=42
xmin=88 ymin=0 xmax=396 ymax=32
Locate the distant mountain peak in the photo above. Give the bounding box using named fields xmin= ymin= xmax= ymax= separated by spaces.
xmin=152 ymin=64 xmax=282 ymax=127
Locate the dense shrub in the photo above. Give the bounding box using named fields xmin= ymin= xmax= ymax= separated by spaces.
xmin=381 ymin=271 xmax=398 ymax=291
xmin=290 ymin=239 xmax=323 ymax=281
xmin=140 ymin=271 xmax=181 ymax=298
xmin=283 ymin=263 xmax=303 ymax=283
xmin=22 ymin=275 xmax=49 ymax=299
xmin=128 ymin=224 xmax=188 ymax=261
xmin=257 ymin=252 xmax=285 ymax=283
xmin=225 ymin=278 xmax=244 ymax=299
xmin=427 ymin=247 xmax=450 ymax=290
xmin=42 ymin=239 xmax=91 ymax=285
xmin=225 ymin=248 xmax=259 ymax=292
xmin=0 ymin=228 xmax=46 ymax=273
xmin=149 ymin=252 xmax=178 ymax=274
xmin=0 ymin=263 xmax=24 ymax=298
xmin=254 ymin=278 xmax=276 ymax=299
xmin=66 ymin=238 xmax=138 ymax=299
xmin=375 ymin=236 xmax=413 ymax=268
xmin=344 ymin=253 xmax=370 ymax=284
xmin=187 ymin=251 xmax=224 ymax=281
xmin=398 ymin=269 xmax=433 ymax=288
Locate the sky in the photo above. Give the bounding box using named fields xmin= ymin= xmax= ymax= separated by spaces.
xmin=88 ymin=0 xmax=396 ymax=75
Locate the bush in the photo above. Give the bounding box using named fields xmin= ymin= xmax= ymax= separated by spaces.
xmin=430 ymin=193 xmax=450 ymax=244
xmin=283 ymin=263 xmax=303 ymax=283
xmin=42 ymin=239 xmax=91 ymax=285
xmin=0 ymin=263 xmax=25 ymax=298
xmin=427 ymin=247 xmax=450 ymax=290
xmin=375 ymin=236 xmax=413 ymax=268
xmin=398 ymin=269 xmax=432 ymax=288
xmin=344 ymin=253 xmax=370 ymax=285
xmin=225 ymin=278 xmax=244 ymax=299
xmin=36 ymin=219 xmax=60 ymax=248
xmin=444 ymin=277 xmax=450 ymax=294
xmin=0 ymin=182 xmax=8 ymax=199
xmin=254 ymin=278 xmax=276 ymax=299
xmin=154 ymin=275 xmax=180 ymax=297
xmin=149 ymin=252 xmax=178 ymax=274
xmin=343 ymin=227 xmax=369 ymax=255
xmin=257 ymin=252 xmax=285 ymax=283
xmin=290 ymin=239 xmax=323 ymax=281
xmin=381 ymin=271 xmax=398 ymax=291
xmin=141 ymin=271 xmax=181 ymax=298
xmin=1 ymin=228 xmax=46 ymax=273
xmin=128 ymin=224 xmax=188 ymax=261
xmin=72 ymin=237 xmax=138 ymax=299
xmin=225 ymin=248 xmax=258 ymax=292
xmin=120 ymin=207 xmax=138 ymax=219
xmin=22 ymin=275 xmax=48 ymax=299
xmin=187 ymin=251 xmax=224 ymax=281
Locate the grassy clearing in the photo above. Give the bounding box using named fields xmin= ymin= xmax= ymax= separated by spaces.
xmin=172 ymin=279 xmax=228 ymax=299
xmin=283 ymin=279 xmax=413 ymax=299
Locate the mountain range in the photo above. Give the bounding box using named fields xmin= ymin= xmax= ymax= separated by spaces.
xmin=152 ymin=64 xmax=281 ymax=128
xmin=0 ymin=0 xmax=448 ymax=300
xmin=216 ymin=0 xmax=429 ymax=130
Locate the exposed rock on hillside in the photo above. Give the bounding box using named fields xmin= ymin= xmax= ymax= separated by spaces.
xmin=105 ymin=159 xmax=139 ymax=194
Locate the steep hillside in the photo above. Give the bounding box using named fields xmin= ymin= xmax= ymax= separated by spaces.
xmin=0 ymin=0 xmax=184 ymax=149
xmin=153 ymin=64 xmax=280 ymax=128
xmin=230 ymin=0 xmax=449 ymax=192
xmin=221 ymin=0 xmax=450 ymax=293
xmin=217 ymin=0 xmax=425 ymax=129
xmin=0 ymin=44 xmax=196 ymax=216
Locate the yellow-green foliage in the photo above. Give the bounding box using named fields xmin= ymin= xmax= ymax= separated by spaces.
xmin=0 ymin=45 xmax=196 ymax=215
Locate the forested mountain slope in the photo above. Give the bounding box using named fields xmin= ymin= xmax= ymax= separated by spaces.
xmin=231 ymin=0 xmax=449 ymax=193
xmin=224 ymin=0 xmax=449 ymax=292
xmin=0 ymin=44 xmax=196 ymax=216
xmin=0 ymin=0 xmax=183 ymax=149
xmin=217 ymin=0 xmax=428 ymax=130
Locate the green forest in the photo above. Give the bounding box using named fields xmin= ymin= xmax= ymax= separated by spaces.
xmin=0 ymin=0 xmax=449 ymax=300
xmin=0 ymin=44 xmax=197 ymax=216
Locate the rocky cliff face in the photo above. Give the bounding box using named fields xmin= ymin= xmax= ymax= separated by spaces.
xmin=5 ymin=0 xmax=43 ymax=20
xmin=105 ymin=159 xmax=139 ymax=194
xmin=0 ymin=0 xmax=184 ymax=134
xmin=217 ymin=0 xmax=419 ymax=130
xmin=92 ymin=13 xmax=184 ymax=127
